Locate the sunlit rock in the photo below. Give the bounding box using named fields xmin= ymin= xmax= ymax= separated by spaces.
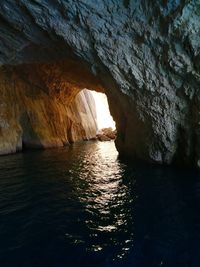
xmin=0 ymin=63 xmax=100 ymax=154
xmin=0 ymin=1 xmax=199 ymax=167
xmin=97 ymin=128 xmax=117 ymax=142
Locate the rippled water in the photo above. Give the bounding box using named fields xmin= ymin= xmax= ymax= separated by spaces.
xmin=0 ymin=141 xmax=200 ymax=267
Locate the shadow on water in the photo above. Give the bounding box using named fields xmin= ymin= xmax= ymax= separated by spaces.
xmin=0 ymin=141 xmax=200 ymax=267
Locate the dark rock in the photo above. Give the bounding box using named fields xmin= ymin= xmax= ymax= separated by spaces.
xmin=0 ymin=1 xmax=199 ymax=167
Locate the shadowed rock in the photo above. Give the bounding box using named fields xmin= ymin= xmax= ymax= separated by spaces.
xmin=0 ymin=0 xmax=199 ymax=167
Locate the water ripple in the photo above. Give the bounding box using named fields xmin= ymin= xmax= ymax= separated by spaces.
xmin=0 ymin=141 xmax=200 ymax=266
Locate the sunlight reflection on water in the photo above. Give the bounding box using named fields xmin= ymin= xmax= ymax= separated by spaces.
xmin=1 ymin=141 xmax=200 ymax=267
xmin=67 ymin=142 xmax=134 ymax=258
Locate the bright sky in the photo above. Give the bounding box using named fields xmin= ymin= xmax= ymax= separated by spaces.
xmin=90 ymin=91 xmax=116 ymax=130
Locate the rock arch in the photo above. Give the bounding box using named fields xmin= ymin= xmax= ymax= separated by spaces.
xmin=0 ymin=0 xmax=200 ymax=167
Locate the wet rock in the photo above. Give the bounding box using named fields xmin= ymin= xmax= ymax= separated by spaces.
xmin=97 ymin=135 xmax=111 ymax=142
xmin=97 ymin=128 xmax=117 ymax=142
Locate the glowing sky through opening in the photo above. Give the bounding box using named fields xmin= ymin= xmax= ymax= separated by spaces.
xmin=89 ymin=90 xmax=116 ymax=130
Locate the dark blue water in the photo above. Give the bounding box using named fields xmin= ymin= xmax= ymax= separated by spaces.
xmin=0 ymin=141 xmax=200 ymax=267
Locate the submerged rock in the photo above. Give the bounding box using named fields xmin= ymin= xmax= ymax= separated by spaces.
xmin=0 ymin=1 xmax=199 ymax=167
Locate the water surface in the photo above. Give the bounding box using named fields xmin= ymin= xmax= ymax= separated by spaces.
xmin=0 ymin=141 xmax=200 ymax=267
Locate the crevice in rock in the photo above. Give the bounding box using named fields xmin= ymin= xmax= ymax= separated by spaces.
xmin=123 ymin=0 xmax=130 ymax=9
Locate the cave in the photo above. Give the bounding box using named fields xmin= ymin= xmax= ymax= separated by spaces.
xmin=0 ymin=59 xmax=119 ymax=154
xmin=0 ymin=1 xmax=200 ymax=266
xmin=0 ymin=1 xmax=199 ymax=167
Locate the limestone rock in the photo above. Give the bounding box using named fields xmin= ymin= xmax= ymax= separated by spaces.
xmin=0 ymin=1 xmax=199 ymax=167
xmin=97 ymin=128 xmax=117 ymax=141
xmin=97 ymin=134 xmax=111 ymax=142
xmin=0 ymin=65 xmax=99 ymax=154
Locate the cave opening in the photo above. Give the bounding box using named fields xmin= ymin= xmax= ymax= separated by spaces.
xmin=0 ymin=60 xmax=120 ymax=155
xmin=74 ymin=89 xmax=116 ymax=143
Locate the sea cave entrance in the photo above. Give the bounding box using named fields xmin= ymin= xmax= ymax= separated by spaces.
xmin=74 ymin=89 xmax=117 ymax=142
xmin=0 ymin=60 xmax=120 ymax=155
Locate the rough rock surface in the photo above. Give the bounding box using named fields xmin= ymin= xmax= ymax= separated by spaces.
xmin=0 ymin=1 xmax=200 ymax=166
xmin=0 ymin=65 xmax=99 ymax=154
xmin=97 ymin=127 xmax=117 ymax=141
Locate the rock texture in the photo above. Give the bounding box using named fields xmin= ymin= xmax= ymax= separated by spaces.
xmin=0 ymin=1 xmax=200 ymax=166
xmin=97 ymin=128 xmax=117 ymax=142
xmin=0 ymin=64 xmax=99 ymax=154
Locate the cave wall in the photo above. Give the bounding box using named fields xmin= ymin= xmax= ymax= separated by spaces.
xmin=0 ymin=1 xmax=200 ymax=166
xmin=0 ymin=64 xmax=99 ymax=155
